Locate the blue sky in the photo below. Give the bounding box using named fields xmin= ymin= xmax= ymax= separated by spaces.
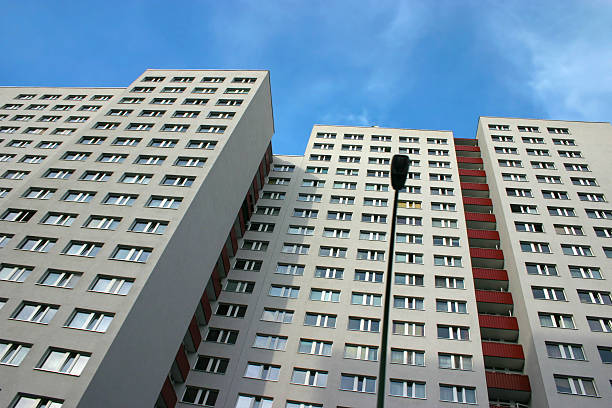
xmin=1 ymin=1 xmax=610 ymax=155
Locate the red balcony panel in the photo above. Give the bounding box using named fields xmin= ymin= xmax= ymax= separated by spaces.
xmin=200 ymin=292 xmax=212 ymax=323
xmin=238 ymin=210 xmax=246 ymax=235
xmin=473 ymin=268 xmax=508 ymax=281
xmin=211 ymin=266 xmax=222 ymax=298
xmin=482 ymin=342 xmax=525 ymax=359
xmin=455 ymin=145 xmax=481 ymax=152
xmin=245 ymin=192 xmax=253 ymax=217
xmin=461 ymin=182 xmax=489 ymax=191
xmin=465 ymin=212 xmax=496 ymax=223
xmin=259 ymin=161 xmax=265 ymax=188
xmin=486 ymin=372 xmax=531 ymax=392
xmin=457 ymin=156 xmax=483 ymax=164
xmin=463 ymin=197 xmax=492 ymax=207
xmin=468 ymin=229 xmax=500 ymax=241
xmin=160 ymin=376 xmax=177 ymax=408
xmin=476 ymin=290 xmax=513 ymax=305
xmin=454 ymin=137 xmax=478 ymax=146
xmin=479 ymin=314 xmax=519 ymax=330
xmin=471 ymin=248 xmax=504 ymax=260
xmin=221 ymin=247 xmax=230 ymax=275
xmin=459 ymin=169 xmax=486 ymax=177
xmin=188 ymin=316 xmax=202 ymax=346
xmin=175 ymin=344 xmax=190 ymax=381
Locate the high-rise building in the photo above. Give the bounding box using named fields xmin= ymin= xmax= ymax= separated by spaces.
xmin=1 ymin=71 xmax=611 ymax=408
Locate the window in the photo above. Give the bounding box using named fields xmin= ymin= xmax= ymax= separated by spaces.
xmin=436 ymin=299 xmax=467 ymax=313
xmin=0 ymin=340 xmax=31 ymax=366
xmin=2 ymin=170 xmax=28 ymax=180
xmin=359 ymin=230 xmax=386 ymax=241
xmin=393 ymin=320 xmax=424 ymax=336
xmin=598 ymin=346 xmax=612 ymax=364
xmin=595 ymin=226 xmax=612 ymax=237
xmin=314 ymin=266 xmax=343 ymax=279
xmin=205 ymin=328 xmax=238 ymax=344
xmin=10 ymin=395 xmax=64 ymax=408
xmin=281 ymin=243 xmax=309 ymax=254
xmin=1 ymin=208 xmax=35 ymax=222
xmin=291 ymin=368 xmax=328 ymax=387
xmin=299 ymin=339 xmax=332 ymax=356
xmin=37 ymin=141 xmax=61 ymax=149
xmin=217 ymin=303 xmax=247 ymax=318
xmin=208 ymin=111 xmax=234 ymax=119
xmin=40 ymin=212 xmax=75 ymax=227
xmin=396 ymin=233 xmax=423 ymax=244
xmin=94 ymin=121 xmax=120 ymax=130
xmin=21 ymin=155 xmax=46 ymax=164
xmin=559 ymin=150 xmax=582 ymax=158
xmin=394 ymin=273 xmax=423 ymax=286
xmin=549 ymin=206 xmax=575 ymax=217
xmin=561 ymin=244 xmax=593 ymax=256
xmin=63 ymin=241 xmax=102 ymax=257
xmin=554 ymin=224 xmax=583 ymax=235
xmin=273 ymin=164 xmax=294 ymax=172
xmin=352 ymin=292 xmax=382 ymax=306
xmin=394 ymin=296 xmax=424 ymax=310
xmin=536 ymin=175 xmax=561 ymax=184
xmin=12 ymin=302 xmax=58 ymax=324
xmin=309 ymin=154 xmax=331 ymax=161
xmin=224 ymin=280 xmax=255 ymax=293
xmin=495 ymin=146 xmax=518 ymax=154
xmin=439 ymin=353 xmax=472 ymax=370
xmin=194 ymin=355 xmax=229 ymax=374
xmin=269 ymin=177 xmax=290 ymax=185
xmin=319 ymin=246 xmax=346 ymax=258
xmin=395 ymin=252 xmax=424 ymax=264
xmin=344 ymin=344 xmax=378 ymax=361
xmin=261 ymin=308 xmax=293 ymax=323
xmin=362 ymin=213 xmax=387 ymax=223
xmin=520 ymin=241 xmax=551 ymax=253
xmin=161 ymin=124 xmax=189 ymax=132
xmin=80 ymin=171 xmax=111 ymax=182
xmin=323 ymin=228 xmax=349 ymax=238
xmin=79 ymin=136 xmax=105 ymax=145
xmin=440 ymin=385 xmax=476 ymax=404
xmin=579 ymin=192 xmax=606 ymax=202
xmin=578 ymin=290 xmax=612 ymax=305
xmin=22 ymin=187 xmax=55 ymax=200
xmin=294 ymin=208 xmax=318 ymax=218
xmin=17 ymin=237 xmax=55 ymax=252
xmin=569 ymin=266 xmax=602 ymax=279
xmin=348 ymin=317 xmax=379 ymax=332
xmin=391 ymin=348 xmax=424 ymax=367
xmin=433 ymin=236 xmax=460 ymax=246
xmin=202 ymin=76 xmax=225 ymax=83
xmin=129 ymin=219 xmax=167 ymax=234
xmin=331 ymin=195 xmax=356 ymax=205
xmin=176 ymin=156 xmax=208 ymax=167
xmin=526 ymin=263 xmax=558 ymax=276
xmin=253 ymin=334 xmax=287 ymax=350
xmin=110 ymin=245 xmax=151 ymax=262
xmin=546 ymin=342 xmax=585 ymax=360
xmin=38 ymin=269 xmax=80 ymax=289
xmin=554 ymin=375 xmax=597 ymax=396
xmin=304 ymin=313 xmax=336 ymax=328
xmin=45 ymin=169 xmax=74 ymax=179
xmin=62 ymin=151 xmax=90 ymax=161
xmin=37 ymin=348 xmax=90 ymax=376
xmin=340 ymin=374 xmax=376 ymax=393
xmin=120 ymin=173 xmax=151 ymax=185
xmin=181 ymin=387 xmax=219 ymax=406
xmin=532 ymin=286 xmax=566 ymax=301
xmin=126 ymin=122 xmax=153 ymax=131
xmin=83 ymin=216 xmax=120 ymax=230
xmin=564 ymin=163 xmax=589 ymax=172
xmin=248 ymin=222 xmax=274 ymax=232
xmin=432 ymin=218 xmax=458 ymax=228
xmin=287 ymin=225 xmax=314 ymax=236
xmin=438 ymin=325 xmax=469 ymax=340
xmin=0 ymin=264 xmax=32 ymax=283
xmin=489 ymin=124 xmax=510 ymax=131
xmin=503 ymin=173 xmax=528 ymax=182
xmin=356 ymin=249 xmax=384 ymax=261
xmin=539 ymin=312 xmax=575 ymax=329
xmin=262 ymin=191 xmax=285 ymax=200
xmin=161 ymin=175 xmax=195 ymax=187
xmin=269 ymin=285 xmax=299 ymax=298
xmin=586 ymin=209 xmax=612 ymax=219
xmin=102 ymin=193 xmax=136 ymax=206
xmin=543 ymin=190 xmax=569 ymax=200
xmin=506 ymin=188 xmax=532 ymax=197
xmin=434 ymin=255 xmax=462 ymax=267
xmin=516 ymin=222 xmax=544 ymax=232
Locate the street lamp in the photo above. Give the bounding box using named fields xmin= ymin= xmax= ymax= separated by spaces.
xmin=377 ymin=154 xmax=410 ymax=408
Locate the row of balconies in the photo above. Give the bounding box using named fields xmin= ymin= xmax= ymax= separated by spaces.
xmin=456 ymin=140 xmax=531 ymax=406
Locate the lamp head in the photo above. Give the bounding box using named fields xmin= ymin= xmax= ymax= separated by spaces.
xmin=391 ymin=154 xmax=410 ymax=191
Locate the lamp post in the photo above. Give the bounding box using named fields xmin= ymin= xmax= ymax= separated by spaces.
xmin=377 ymin=154 xmax=410 ymax=408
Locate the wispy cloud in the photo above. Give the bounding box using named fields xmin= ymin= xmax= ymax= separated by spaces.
xmin=322 ymin=108 xmax=372 ymax=127
xmin=482 ymin=2 xmax=612 ymax=121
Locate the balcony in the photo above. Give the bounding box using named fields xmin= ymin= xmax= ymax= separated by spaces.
xmin=459 ymin=169 xmax=486 ymax=183
xmin=461 ymin=182 xmax=490 ymax=198
xmin=482 ymin=341 xmax=525 ymax=371
xmin=473 ymin=268 xmax=509 ymax=291
xmin=479 ymin=314 xmax=519 ymax=341
xmin=468 ymin=229 xmax=500 ymax=249
xmin=471 ymin=248 xmax=504 ymax=269
xmin=160 ymin=376 xmax=177 ymax=408
xmin=486 ymin=371 xmax=531 ymax=403
xmin=170 ymin=344 xmax=190 ymax=383
xmin=476 ymin=290 xmax=513 ymax=315
xmin=465 ymin=212 xmax=496 ymax=230
xmin=463 ymin=197 xmax=493 ymax=213
xmin=454 ymin=137 xmax=478 ymax=146
xmin=183 ymin=316 xmax=202 ymax=352
xmin=457 ymin=156 xmax=484 ymax=169
xmin=455 ymin=145 xmax=481 ymax=158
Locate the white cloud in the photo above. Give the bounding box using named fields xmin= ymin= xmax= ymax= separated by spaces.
xmin=483 ymin=2 xmax=612 ymax=121
xmin=321 ymin=108 xmax=371 ymax=126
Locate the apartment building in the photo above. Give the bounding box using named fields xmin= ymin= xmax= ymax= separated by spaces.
xmin=1 ymin=68 xmax=611 ymax=408
xmin=0 ymin=69 xmax=274 ymax=408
